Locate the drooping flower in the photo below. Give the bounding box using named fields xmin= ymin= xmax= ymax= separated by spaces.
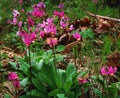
xmin=13 ymin=10 xmax=20 ymax=18
xmin=37 ymin=2 xmax=46 ymax=9
xmin=28 ymin=17 xmax=34 ymax=26
xmin=21 ymin=8 xmax=25 ymax=13
xmin=100 ymin=66 xmax=117 ymax=75
xmin=21 ymin=32 xmax=36 ymax=47
xmin=13 ymin=80 xmax=20 ymax=88
xmin=44 ymin=24 xmax=57 ymax=35
xmin=46 ymin=37 xmax=58 ymax=47
xmin=40 ymin=18 xmax=56 ymax=35
xmin=8 ymin=72 xmax=18 ymax=81
xmin=19 ymin=0 xmax=23 ymax=4
xmin=92 ymin=0 xmax=98 ymax=4
xmin=108 ymin=66 xmax=117 ymax=75
xmin=40 ymin=30 xmax=45 ymax=38
xmin=58 ymin=3 xmax=64 ymax=9
xmin=100 ymin=66 xmax=107 ymax=75
xmin=31 ymin=7 xmax=44 ymax=17
xmin=78 ymin=77 xmax=87 ymax=84
xmin=18 ymin=21 xmax=22 ymax=28
xmin=68 ymin=25 xmax=74 ymax=31
xmin=60 ymin=16 xmax=69 ymax=28
xmin=11 ymin=17 xmax=18 ymax=25
xmin=73 ymin=32 xmax=81 ymax=40
xmin=54 ymin=11 xmax=64 ymax=18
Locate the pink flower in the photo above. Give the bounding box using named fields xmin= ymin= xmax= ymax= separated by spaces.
xmin=60 ymin=16 xmax=69 ymax=28
xmin=8 ymin=72 xmax=18 ymax=81
xmin=100 ymin=66 xmax=117 ymax=75
xmin=13 ymin=80 xmax=20 ymax=88
xmin=21 ymin=8 xmax=25 ymax=13
xmin=28 ymin=18 xmax=34 ymax=26
xmin=46 ymin=37 xmax=58 ymax=47
xmin=68 ymin=25 xmax=74 ymax=31
xmin=108 ymin=66 xmax=117 ymax=75
xmin=37 ymin=2 xmax=46 ymax=9
xmin=78 ymin=77 xmax=87 ymax=84
xmin=13 ymin=10 xmax=20 ymax=17
xmin=58 ymin=3 xmax=64 ymax=9
xmin=19 ymin=0 xmax=23 ymax=4
xmin=100 ymin=66 xmax=107 ymax=75
xmin=32 ymin=8 xmax=44 ymax=17
xmin=21 ymin=32 xmax=36 ymax=47
xmin=40 ymin=30 xmax=45 ymax=38
xmin=92 ymin=0 xmax=98 ymax=4
xmin=54 ymin=11 xmax=64 ymax=18
xmin=73 ymin=32 xmax=81 ymax=40
xmin=44 ymin=24 xmax=57 ymax=35
xmin=18 ymin=21 xmax=22 ymax=28
xmin=12 ymin=18 xmax=18 ymax=25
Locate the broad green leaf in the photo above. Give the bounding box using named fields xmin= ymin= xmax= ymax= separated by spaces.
xmin=20 ymin=78 xmax=28 ymax=87
xmin=92 ymin=87 xmax=102 ymax=98
xmin=37 ymin=63 xmax=56 ymax=89
xmin=9 ymin=62 xmax=17 ymax=69
xmin=32 ymin=78 xmax=47 ymax=93
xmin=20 ymin=94 xmax=39 ymax=98
xmin=4 ymin=94 xmax=10 ymax=98
xmin=57 ymin=94 xmax=68 ymax=98
xmin=66 ymin=63 xmax=76 ymax=77
xmin=27 ymin=89 xmax=47 ymax=98
xmin=55 ymin=76 xmax=63 ymax=89
xmin=80 ymin=29 xmax=94 ymax=39
xmin=48 ymin=89 xmax=60 ymax=96
xmin=17 ymin=58 xmax=29 ymax=74
xmin=56 ymin=54 xmax=64 ymax=62
xmin=34 ymin=59 xmax=43 ymax=70
xmin=56 ymin=45 xmax=65 ymax=52
xmin=63 ymin=77 xmax=73 ymax=92
xmin=106 ymin=84 xmax=118 ymax=98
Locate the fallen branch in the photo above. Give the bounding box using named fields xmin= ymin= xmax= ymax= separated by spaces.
xmin=86 ymin=11 xmax=120 ymax=22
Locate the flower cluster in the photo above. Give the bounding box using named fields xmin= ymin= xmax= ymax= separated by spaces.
xmin=100 ymin=66 xmax=117 ymax=75
xmin=8 ymin=72 xmax=20 ymax=88
xmin=31 ymin=2 xmax=45 ymax=17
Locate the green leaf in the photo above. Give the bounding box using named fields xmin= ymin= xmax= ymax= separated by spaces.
xmin=4 ymin=94 xmax=10 ymax=98
xmin=66 ymin=63 xmax=76 ymax=77
xmin=106 ymin=84 xmax=118 ymax=98
xmin=27 ymin=89 xmax=47 ymax=98
xmin=56 ymin=45 xmax=65 ymax=52
xmin=20 ymin=94 xmax=39 ymax=98
xmin=9 ymin=62 xmax=17 ymax=69
xmin=20 ymin=78 xmax=28 ymax=87
xmin=17 ymin=58 xmax=29 ymax=74
xmin=80 ymin=29 xmax=94 ymax=39
xmin=32 ymin=78 xmax=47 ymax=93
xmin=37 ymin=63 xmax=56 ymax=89
xmin=92 ymin=87 xmax=102 ymax=98
xmin=63 ymin=63 xmax=76 ymax=92
xmin=57 ymin=94 xmax=67 ymax=98
xmin=55 ymin=76 xmax=63 ymax=89
xmin=33 ymin=59 xmax=43 ymax=70
xmin=63 ymin=76 xmax=73 ymax=92
xmin=48 ymin=89 xmax=60 ymax=96
xmin=56 ymin=54 xmax=64 ymax=62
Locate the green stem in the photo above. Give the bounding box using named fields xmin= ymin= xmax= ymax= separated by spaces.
xmin=28 ymin=46 xmax=32 ymax=92
xmin=52 ymin=46 xmax=58 ymax=75
xmin=53 ymin=46 xmax=56 ymax=68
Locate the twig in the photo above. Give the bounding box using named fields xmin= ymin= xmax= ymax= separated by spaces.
xmin=86 ymin=11 xmax=120 ymax=22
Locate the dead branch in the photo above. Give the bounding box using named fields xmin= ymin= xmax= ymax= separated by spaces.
xmin=86 ymin=11 xmax=120 ymax=22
